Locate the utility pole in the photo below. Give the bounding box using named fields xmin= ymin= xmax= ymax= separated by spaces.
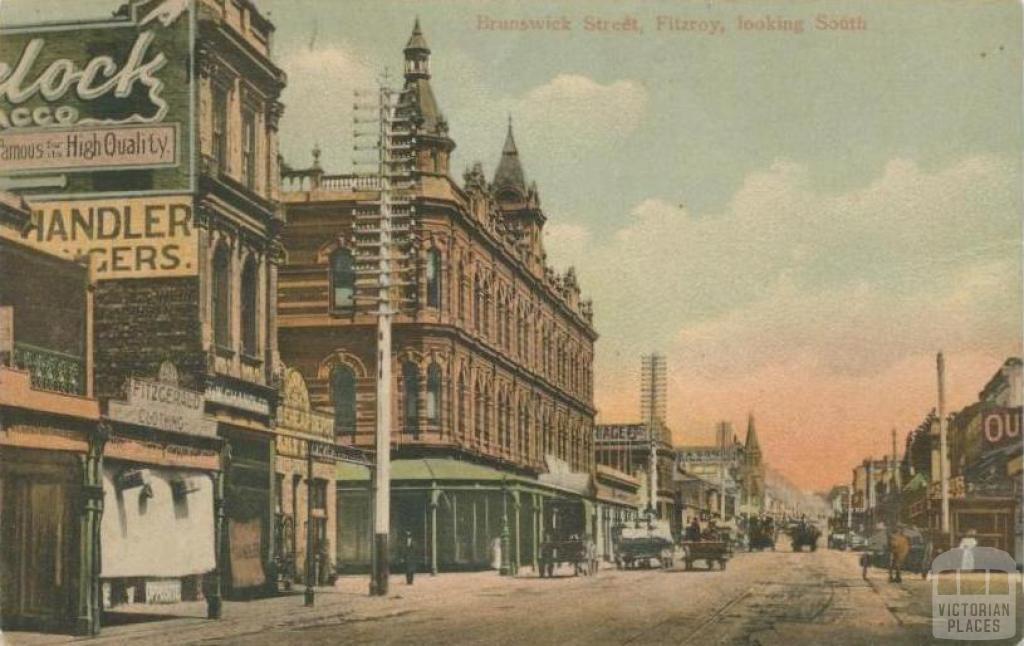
xmin=353 ymin=72 xmax=416 ymax=596
xmin=937 ymin=352 xmax=950 ymax=534
xmin=718 ymin=422 xmax=727 ymax=521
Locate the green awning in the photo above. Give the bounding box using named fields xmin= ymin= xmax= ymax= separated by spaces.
xmin=336 ymin=458 xmax=518 ymax=483
xmin=337 ymin=461 xmax=370 ymax=481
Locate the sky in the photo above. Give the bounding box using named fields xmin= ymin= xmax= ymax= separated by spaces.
xmin=3 ymin=0 xmax=1021 ymax=491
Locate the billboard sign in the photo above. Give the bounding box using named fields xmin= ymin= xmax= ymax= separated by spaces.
xmin=0 ymin=1 xmax=194 ymax=195
xmin=23 ymin=194 xmax=197 ymax=278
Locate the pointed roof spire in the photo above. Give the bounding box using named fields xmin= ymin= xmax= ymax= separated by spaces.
xmin=493 ymin=116 xmax=527 ymax=197
xmin=745 ymin=412 xmax=760 ymax=451
xmin=405 ymin=17 xmax=430 ymax=52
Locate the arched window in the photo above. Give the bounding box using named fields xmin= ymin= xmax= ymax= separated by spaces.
xmin=473 ymin=275 xmax=482 ymax=331
xmin=426 ymin=249 xmax=442 ymax=308
xmin=482 ymin=282 xmax=490 ymax=337
xmin=426 ymin=363 xmax=441 ymax=426
xmin=240 ymin=255 xmax=259 ymax=355
xmin=331 ymin=365 xmax=357 ymax=436
xmin=504 ymin=394 xmax=513 ymax=449
xmin=458 ymin=263 xmax=466 ymax=321
xmin=330 ymin=248 xmax=355 ymax=309
xmin=402 ymin=361 xmax=419 ymax=433
xmin=212 ymin=242 xmax=232 ymax=348
xmin=458 ymin=369 xmax=467 ymax=438
xmin=474 ymin=382 xmax=483 ymax=440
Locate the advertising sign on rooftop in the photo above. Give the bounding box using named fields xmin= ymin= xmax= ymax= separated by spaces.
xmin=0 ymin=0 xmax=194 ymax=197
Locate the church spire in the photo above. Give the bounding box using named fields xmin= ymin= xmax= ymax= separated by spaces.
xmin=745 ymin=413 xmax=761 ymax=453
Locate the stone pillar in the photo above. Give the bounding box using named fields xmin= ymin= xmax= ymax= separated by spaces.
xmin=208 ymin=443 xmax=230 ymax=619
xmin=511 ymin=490 xmax=520 ymax=575
xmin=265 ymin=437 xmax=277 ymax=594
xmin=429 ymin=487 xmax=440 ymax=575
xmin=532 ymin=493 xmax=542 ymax=572
xmin=75 ymin=422 xmax=108 ymax=636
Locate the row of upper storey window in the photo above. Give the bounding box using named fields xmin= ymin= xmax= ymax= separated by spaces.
xmin=327 ymin=359 xmax=592 ymax=472
xmin=326 ymin=247 xmax=592 ymax=402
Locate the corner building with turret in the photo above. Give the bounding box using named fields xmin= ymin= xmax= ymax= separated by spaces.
xmin=278 ymin=22 xmax=607 ymax=574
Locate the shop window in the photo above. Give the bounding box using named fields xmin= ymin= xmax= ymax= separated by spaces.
xmin=212 ymin=242 xmax=232 ymax=349
xmin=426 ymin=363 xmax=441 ymax=425
xmin=426 ymin=249 xmax=442 ymax=308
xmin=330 ymin=248 xmax=355 ymax=309
xmin=331 ymin=365 xmax=357 ymax=436
xmin=240 ymin=255 xmax=259 ymax=356
xmin=402 ymin=361 xmax=419 ymax=432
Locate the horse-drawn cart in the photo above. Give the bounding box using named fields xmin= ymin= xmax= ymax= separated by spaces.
xmin=680 ymin=539 xmax=732 ymax=570
xmin=613 ymin=523 xmax=675 ymax=570
xmin=539 ymin=538 xmax=595 ymax=577
xmin=789 ymin=522 xmax=821 ymax=552
xmin=537 ymin=498 xmax=597 ymax=577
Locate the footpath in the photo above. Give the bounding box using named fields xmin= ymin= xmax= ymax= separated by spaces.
xmin=2 ymin=571 xmax=513 ymax=646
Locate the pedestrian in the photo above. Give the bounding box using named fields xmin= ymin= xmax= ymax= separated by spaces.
xmin=860 ymin=550 xmax=870 ymax=580
xmin=402 ymin=530 xmax=418 ymax=585
xmin=888 ymin=525 xmax=909 ymax=583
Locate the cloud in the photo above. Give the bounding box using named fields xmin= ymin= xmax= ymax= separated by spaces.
xmin=577 ymin=155 xmax=1020 ymax=489
xmin=543 ymin=222 xmax=591 ymax=270
xmin=513 ymin=75 xmax=648 ymax=155
xmin=277 ymin=45 xmax=375 ymax=173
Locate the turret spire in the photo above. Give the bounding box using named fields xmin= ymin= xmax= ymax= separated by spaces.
xmin=493 ymin=116 xmax=527 ymax=199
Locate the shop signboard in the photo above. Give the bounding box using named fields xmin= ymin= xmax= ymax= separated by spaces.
xmin=594 ymin=424 xmax=649 ymax=443
xmin=981 ymin=407 xmax=1022 ymax=450
xmin=275 ymin=433 xmax=370 ymax=465
xmin=0 ymin=1 xmax=194 ymax=196
xmin=206 ymin=381 xmax=272 ymax=417
xmin=108 ymin=376 xmax=216 ymax=438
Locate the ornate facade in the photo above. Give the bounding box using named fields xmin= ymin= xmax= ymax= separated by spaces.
xmin=279 ymin=23 xmax=596 ymax=478
xmin=279 ymin=21 xmax=598 ymax=571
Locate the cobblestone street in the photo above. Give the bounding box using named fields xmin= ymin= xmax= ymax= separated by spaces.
xmin=12 ymin=544 xmax=1018 ymax=646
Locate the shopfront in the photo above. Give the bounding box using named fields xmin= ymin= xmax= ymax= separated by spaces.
xmin=336 ymin=457 xmax=599 ymax=575
xmin=205 ymin=377 xmax=276 ymax=597
xmin=0 ymin=367 xmax=102 ymax=635
xmin=272 ymin=369 xmax=361 ymax=587
xmin=102 ymin=375 xmax=221 ymax=611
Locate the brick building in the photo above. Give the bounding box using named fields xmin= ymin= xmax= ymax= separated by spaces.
xmin=278 ymin=21 xmax=598 ymax=573
xmin=2 ymin=0 xmax=287 ymax=620
xmin=0 ymin=193 xmax=104 ymax=634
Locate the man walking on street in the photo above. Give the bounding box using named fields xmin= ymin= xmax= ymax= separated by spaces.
xmin=403 ymin=530 xmax=418 ymax=585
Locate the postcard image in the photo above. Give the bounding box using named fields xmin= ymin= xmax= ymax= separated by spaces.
xmin=0 ymin=0 xmax=1021 ymax=644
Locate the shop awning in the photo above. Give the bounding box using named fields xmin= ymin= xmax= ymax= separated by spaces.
xmin=337 ymin=458 xmax=516 ymax=482
xmin=336 ymin=458 xmax=595 ymax=499
xmin=100 ymin=465 xmax=215 ymax=578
